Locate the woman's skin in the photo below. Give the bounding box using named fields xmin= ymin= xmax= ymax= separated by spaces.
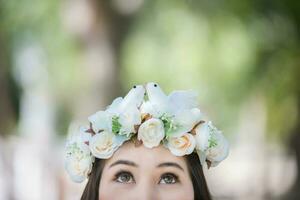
xmin=99 ymin=141 xmax=194 ymax=200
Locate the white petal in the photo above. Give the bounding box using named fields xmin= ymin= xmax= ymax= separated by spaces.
xmin=141 ymin=101 xmax=168 ymax=118
xmin=138 ymin=118 xmax=165 ymax=148
xmin=194 ymin=122 xmax=210 ymax=151
xmin=79 ymin=126 xmax=92 ymax=143
xmin=118 ymin=106 xmax=141 ymax=135
xmin=65 ymin=156 xmax=93 ymax=183
xmin=88 ymin=111 xmax=112 ymax=132
xmin=114 ymin=134 xmax=131 ymax=146
xmin=207 ymin=132 xmax=230 ymax=163
xmin=171 ymin=108 xmax=203 ymax=137
xmin=89 ymin=132 xmax=117 ymax=159
xmin=167 ymin=133 xmax=196 ymax=156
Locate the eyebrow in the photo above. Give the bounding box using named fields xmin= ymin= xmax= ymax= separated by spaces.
xmin=109 ymin=160 xmax=138 ymax=168
xmin=109 ymin=160 xmax=184 ymax=171
xmin=157 ymin=162 xmax=184 ymax=171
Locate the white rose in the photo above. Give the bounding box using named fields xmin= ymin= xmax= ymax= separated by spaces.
xmin=194 ymin=121 xmax=229 ymax=167
xmin=140 ymin=101 xmax=161 ymax=117
xmin=194 ymin=122 xmax=210 ymax=152
xmin=205 ymin=132 xmax=229 ymax=167
xmin=65 ymin=155 xmax=94 ymax=183
xmin=138 ymin=118 xmax=165 ymax=148
xmin=88 ymin=103 xmax=142 ymax=136
xmin=65 ymin=140 xmax=94 ymax=183
xmin=166 ymin=133 xmax=196 ymax=156
xmin=89 ymin=131 xmax=129 ymax=159
xmin=118 ymin=106 xmax=141 ymax=136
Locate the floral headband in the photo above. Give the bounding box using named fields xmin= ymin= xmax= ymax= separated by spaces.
xmin=65 ymin=82 xmax=229 ymax=183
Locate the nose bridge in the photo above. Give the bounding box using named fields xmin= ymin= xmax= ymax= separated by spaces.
xmin=133 ymin=178 xmax=157 ymax=200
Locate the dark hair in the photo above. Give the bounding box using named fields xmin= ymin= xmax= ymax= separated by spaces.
xmin=81 ymin=152 xmax=212 ymax=200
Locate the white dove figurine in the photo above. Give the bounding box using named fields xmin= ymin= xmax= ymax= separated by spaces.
xmin=142 ymin=82 xmax=202 ymax=138
xmin=89 ymin=85 xmax=145 ymax=136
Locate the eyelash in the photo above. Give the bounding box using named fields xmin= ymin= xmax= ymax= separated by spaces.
xmin=159 ymin=173 xmax=179 ymax=184
xmin=113 ymin=171 xmax=180 ymax=184
xmin=114 ymin=170 xmax=135 ymax=184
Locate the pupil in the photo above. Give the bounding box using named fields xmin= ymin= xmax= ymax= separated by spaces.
xmin=163 ymin=175 xmax=174 ymax=184
xmin=133 ymin=85 xmax=137 ymax=88
xmin=165 ymin=176 xmax=171 ymax=183
xmin=154 ymin=84 xmax=157 ymax=87
xmin=121 ymin=174 xmax=130 ymax=182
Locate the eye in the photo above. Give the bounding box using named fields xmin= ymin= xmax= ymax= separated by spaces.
xmin=159 ymin=173 xmax=179 ymax=184
xmin=114 ymin=171 xmax=135 ymax=184
xmin=153 ymin=83 xmax=157 ymax=87
xmin=133 ymin=85 xmax=137 ymax=88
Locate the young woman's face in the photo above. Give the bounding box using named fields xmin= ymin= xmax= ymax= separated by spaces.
xmin=98 ymin=141 xmax=194 ymax=200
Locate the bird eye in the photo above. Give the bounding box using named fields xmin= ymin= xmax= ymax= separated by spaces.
xmin=159 ymin=173 xmax=179 ymax=184
xmin=133 ymin=85 xmax=137 ymax=88
xmin=114 ymin=171 xmax=135 ymax=184
xmin=154 ymin=83 xmax=157 ymax=87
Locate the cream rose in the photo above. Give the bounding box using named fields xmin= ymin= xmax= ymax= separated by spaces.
xmin=65 ymin=140 xmax=94 ymax=183
xmin=138 ymin=118 xmax=165 ymax=148
xmin=65 ymin=155 xmax=94 ymax=183
xmin=166 ymin=133 xmax=196 ymax=156
xmin=194 ymin=121 xmax=229 ymax=167
xmin=89 ymin=131 xmax=129 ymax=159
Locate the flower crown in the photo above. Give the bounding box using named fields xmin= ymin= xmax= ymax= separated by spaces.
xmin=65 ymin=82 xmax=229 ymax=183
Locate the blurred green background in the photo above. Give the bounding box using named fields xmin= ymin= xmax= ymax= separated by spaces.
xmin=0 ymin=0 xmax=299 ymax=199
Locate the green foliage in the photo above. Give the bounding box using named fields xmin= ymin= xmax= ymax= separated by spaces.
xmin=208 ymin=137 xmax=218 ymax=148
xmin=159 ymin=114 xmax=180 ymax=138
xmin=112 ymin=116 xmax=122 ymax=134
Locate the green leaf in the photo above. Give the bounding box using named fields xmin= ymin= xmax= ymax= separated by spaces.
xmin=112 ymin=116 xmax=122 ymax=134
xmin=159 ymin=113 xmax=180 ymax=138
xmin=208 ymin=136 xmax=218 ymax=148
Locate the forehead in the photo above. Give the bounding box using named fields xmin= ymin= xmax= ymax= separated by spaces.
xmin=105 ymin=141 xmax=188 ymax=168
